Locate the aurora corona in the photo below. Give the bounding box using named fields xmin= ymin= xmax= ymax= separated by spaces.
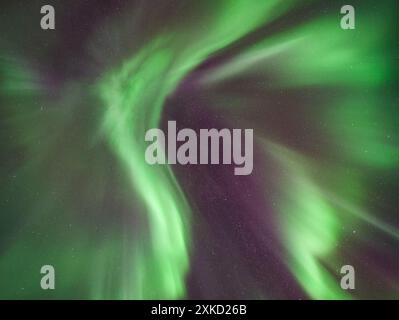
xmin=0 ymin=0 xmax=398 ymax=300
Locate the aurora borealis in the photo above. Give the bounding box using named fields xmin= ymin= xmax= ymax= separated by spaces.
xmin=0 ymin=0 xmax=398 ymax=299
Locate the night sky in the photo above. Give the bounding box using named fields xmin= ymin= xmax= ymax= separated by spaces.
xmin=0 ymin=0 xmax=398 ymax=299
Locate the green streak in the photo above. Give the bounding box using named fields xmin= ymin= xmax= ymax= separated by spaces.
xmin=97 ymin=0 xmax=295 ymax=299
xmin=203 ymin=7 xmax=394 ymax=88
xmin=267 ymin=142 xmax=349 ymax=299
xmin=326 ymin=97 xmax=399 ymax=168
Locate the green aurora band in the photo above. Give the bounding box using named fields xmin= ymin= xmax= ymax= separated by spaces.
xmin=97 ymin=0 xmax=298 ymax=298
xmin=0 ymin=0 xmax=398 ymax=299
